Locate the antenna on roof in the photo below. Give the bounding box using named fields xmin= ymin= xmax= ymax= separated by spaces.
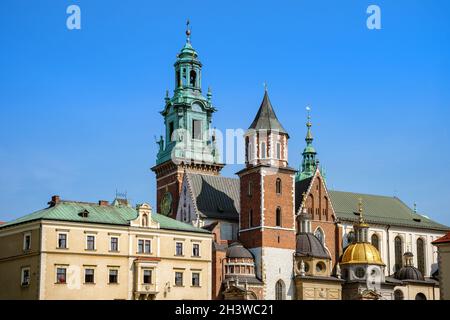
xmin=115 ymin=189 xmax=127 ymax=199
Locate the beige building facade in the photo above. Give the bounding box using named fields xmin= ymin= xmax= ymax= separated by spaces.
xmin=0 ymin=197 xmax=212 ymax=300
xmin=433 ymin=232 xmax=450 ymax=300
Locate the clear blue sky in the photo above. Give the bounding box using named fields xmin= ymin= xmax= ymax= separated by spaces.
xmin=0 ymin=0 xmax=449 ymax=226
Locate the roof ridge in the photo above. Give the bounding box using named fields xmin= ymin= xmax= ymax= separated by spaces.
xmin=329 ymin=189 xmax=396 ymax=199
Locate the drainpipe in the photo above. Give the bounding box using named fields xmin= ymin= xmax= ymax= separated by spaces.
xmin=386 ymin=225 xmax=391 ymax=275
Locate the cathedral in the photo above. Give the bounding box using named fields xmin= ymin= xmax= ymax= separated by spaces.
xmin=152 ymin=24 xmax=448 ymax=300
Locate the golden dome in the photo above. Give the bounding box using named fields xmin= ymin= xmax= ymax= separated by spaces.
xmin=341 ymin=243 xmax=384 ymax=266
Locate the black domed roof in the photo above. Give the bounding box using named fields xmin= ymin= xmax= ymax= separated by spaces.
xmin=296 ymin=233 xmax=330 ymax=259
xmin=226 ymin=242 xmax=254 ymax=259
xmin=396 ymin=266 xmax=425 ymax=281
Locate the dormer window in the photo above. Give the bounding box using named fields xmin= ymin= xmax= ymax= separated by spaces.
xmin=79 ymin=210 xmax=89 ymax=218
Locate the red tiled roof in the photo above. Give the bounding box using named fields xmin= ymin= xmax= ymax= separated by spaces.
xmin=432 ymin=232 xmax=450 ymax=245
xmin=0 ymin=221 xmax=4 ymax=225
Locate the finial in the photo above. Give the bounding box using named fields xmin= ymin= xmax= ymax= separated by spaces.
xmin=301 ymin=192 xmax=307 ymax=208
xmin=186 ymin=19 xmax=191 ymax=42
xmin=358 ymin=198 xmax=364 ymax=223
xmin=207 ymin=87 xmax=212 ymax=102
xmin=263 ymin=82 xmax=268 ymax=92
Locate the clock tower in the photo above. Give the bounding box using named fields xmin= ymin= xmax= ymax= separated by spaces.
xmin=151 ymin=21 xmax=223 ymax=218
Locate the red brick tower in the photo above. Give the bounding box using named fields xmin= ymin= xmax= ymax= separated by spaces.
xmin=236 ymin=90 xmax=297 ymax=300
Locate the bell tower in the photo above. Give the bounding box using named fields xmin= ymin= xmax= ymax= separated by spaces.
xmin=237 ymin=90 xmax=297 ymax=300
xmin=151 ymin=21 xmax=223 ymax=218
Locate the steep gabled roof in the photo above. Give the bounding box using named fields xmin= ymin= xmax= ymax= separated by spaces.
xmin=329 ymin=190 xmax=449 ymax=231
xmin=186 ymin=173 xmax=240 ymax=221
xmin=0 ymin=200 xmax=209 ymax=234
xmin=249 ymin=91 xmax=288 ymax=135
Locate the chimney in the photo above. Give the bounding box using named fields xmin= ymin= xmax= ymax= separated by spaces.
xmin=48 ymin=195 xmax=61 ymax=207
xmin=99 ymin=200 xmax=109 ymax=206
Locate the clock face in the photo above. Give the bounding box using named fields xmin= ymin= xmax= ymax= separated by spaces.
xmin=160 ymin=192 xmax=173 ymax=216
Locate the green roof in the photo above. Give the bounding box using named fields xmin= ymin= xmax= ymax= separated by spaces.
xmin=329 ymin=190 xmax=449 ymax=231
xmin=0 ymin=200 xmax=209 ymax=234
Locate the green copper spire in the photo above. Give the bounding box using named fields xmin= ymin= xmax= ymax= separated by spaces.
xmin=156 ymin=21 xmax=219 ymax=166
xmin=296 ymin=107 xmax=318 ymax=182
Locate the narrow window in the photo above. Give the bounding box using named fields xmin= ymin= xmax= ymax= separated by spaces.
xmin=417 ymin=238 xmax=425 ymax=275
xmin=248 ymin=181 xmax=253 ymax=197
xmin=143 ymin=270 xmax=152 ymax=284
xmin=276 ymin=208 xmax=282 ymax=227
xmin=190 ymin=70 xmax=197 ymax=87
xmin=261 ymin=142 xmax=267 ymax=159
xmin=176 ymin=242 xmax=184 ymax=256
xmin=394 ymin=236 xmax=403 ymax=272
xmin=371 ymin=234 xmax=379 ymax=251
xmin=276 ymin=142 xmax=281 ymax=159
xmin=249 ymin=209 xmax=253 ymax=228
xmin=275 ymin=280 xmax=285 ymax=300
xmin=21 ymin=267 xmax=30 ymax=287
xmin=138 ymin=239 xmax=144 ymax=253
xmin=192 ymin=119 xmax=202 ymax=140
xmin=192 ymin=272 xmax=200 ymax=287
xmin=109 ymin=269 xmax=118 ymax=284
xmin=175 ymin=272 xmax=183 ymax=286
xmin=84 ymin=269 xmax=95 ymax=284
xmin=23 ymin=233 xmax=31 ymax=251
xmin=144 ymin=240 xmax=151 ymax=253
xmin=86 ymin=235 xmax=95 ymax=251
xmin=169 ymin=122 xmax=174 ymax=141
xmin=276 ymin=178 xmax=282 ymax=194
xmin=110 ymin=237 xmax=119 ymax=252
xmin=192 ymin=243 xmax=200 ymax=257
xmin=58 ymin=234 xmax=67 ymax=249
xmin=56 ymin=268 xmax=67 ymax=284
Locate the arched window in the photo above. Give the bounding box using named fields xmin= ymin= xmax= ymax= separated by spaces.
xmin=276 ymin=178 xmax=282 ymax=194
xmin=371 ymin=234 xmax=380 ymax=251
xmin=415 ymin=293 xmax=427 ymax=300
xmin=249 ymin=209 xmax=253 ymax=228
xmin=261 ymin=142 xmax=266 ymax=159
xmin=315 ymin=228 xmax=324 ymax=245
xmin=394 ymin=236 xmax=403 ymax=272
xmin=142 ymin=214 xmax=148 ymax=227
xmin=276 ymin=208 xmax=282 ymax=227
xmin=346 ymin=231 xmax=355 ymax=245
xmin=417 ymin=238 xmax=425 ymax=275
xmin=189 ymin=70 xmax=197 ymax=86
xmin=275 ymin=280 xmax=285 ymax=300
xmin=394 ymin=290 xmax=404 ymax=300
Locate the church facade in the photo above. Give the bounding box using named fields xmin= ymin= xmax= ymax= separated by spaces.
xmin=156 ymin=25 xmax=448 ymax=300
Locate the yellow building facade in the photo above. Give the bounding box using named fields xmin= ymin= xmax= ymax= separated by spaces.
xmin=0 ymin=197 xmax=212 ymax=300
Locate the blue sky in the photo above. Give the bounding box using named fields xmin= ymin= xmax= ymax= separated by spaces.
xmin=0 ymin=0 xmax=449 ymax=226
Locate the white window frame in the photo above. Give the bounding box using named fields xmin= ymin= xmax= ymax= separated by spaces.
xmin=55 ymin=266 xmax=67 ymax=284
xmin=57 ymin=232 xmax=68 ymax=249
xmin=175 ymin=242 xmax=184 ymax=256
xmin=110 ymin=236 xmax=119 ymax=252
xmin=21 ymin=267 xmax=31 ymax=287
xmin=108 ymin=268 xmax=119 ymax=284
xmin=142 ymin=269 xmax=153 ymax=285
xmin=192 ymin=243 xmax=201 ymax=257
xmin=23 ymin=232 xmax=31 ymax=251
xmin=86 ymin=234 xmax=96 ymax=251
xmin=84 ymin=268 xmax=95 ymax=284
xmin=191 ymin=271 xmax=201 ymax=287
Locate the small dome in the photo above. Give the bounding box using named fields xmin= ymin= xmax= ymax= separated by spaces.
xmin=396 ymin=266 xmax=424 ymax=281
xmin=296 ymin=233 xmax=330 ymax=259
xmin=341 ymin=243 xmax=384 ymax=265
xmin=226 ymin=242 xmax=254 ymax=259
